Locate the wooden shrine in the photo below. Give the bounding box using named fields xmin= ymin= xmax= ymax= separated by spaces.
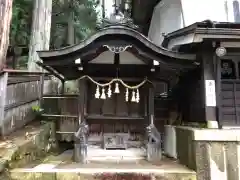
xmin=37 ymin=20 xmax=196 ymax=163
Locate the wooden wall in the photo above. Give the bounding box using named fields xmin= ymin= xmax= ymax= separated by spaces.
xmin=172 ymin=68 xmax=205 ymax=123
xmin=41 ymin=79 xmax=170 ymax=142
xmin=87 ymin=81 xmax=146 ymax=117
xmin=0 ymin=72 xmax=54 ymax=136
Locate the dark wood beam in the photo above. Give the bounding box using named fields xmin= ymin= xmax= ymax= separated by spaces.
xmin=74 ymin=78 xmax=87 ymax=163
xmin=200 ymin=41 xmax=217 ymax=124
xmin=148 ymin=85 xmax=155 ymax=123
xmin=36 ymin=61 xmax=65 ymax=81
xmin=48 ymin=64 xmax=176 ymax=82
xmin=114 ymin=53 xmax=120 ymax=77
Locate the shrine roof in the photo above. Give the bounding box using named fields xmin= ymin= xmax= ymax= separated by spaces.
xmin=37 ymin=25 xmax=198 ymax=81
xmin=37 ymin=25 xmax=196 ymax=61
xmin=162 ymin=20 xmax=240 ymax=48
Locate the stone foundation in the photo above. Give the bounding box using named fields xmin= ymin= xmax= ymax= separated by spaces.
xmin=0 ymin=121 xmax=57 ymax=178
xmin=172 ymin=126 xmax=240 ymax=180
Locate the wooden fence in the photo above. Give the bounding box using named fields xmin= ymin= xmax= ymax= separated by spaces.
xmin=0 ymin=69 xmax=55 ymax=136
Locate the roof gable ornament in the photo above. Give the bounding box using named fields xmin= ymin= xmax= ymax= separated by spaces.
xmin=103 ymin=45 xmax=132 ymax=53
xmin=102 ymin=0 xmax=138 ymax=29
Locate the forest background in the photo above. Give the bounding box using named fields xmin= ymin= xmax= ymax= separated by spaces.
xmin=6 ymin=0 xmax=100 ymax=70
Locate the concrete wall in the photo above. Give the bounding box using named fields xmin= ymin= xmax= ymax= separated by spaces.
xmin=171 ymin=125 xmax=240 ymax=180
xmin=148 ymin=0 xmax=240 ymax=45
xmin=148 ymin=0 xmax=184 ymax=46
xmin=175 ymin=126 xmax=196 ymax=170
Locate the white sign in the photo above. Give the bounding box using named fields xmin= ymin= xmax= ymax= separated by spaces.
xmin=205 ymin=80 xmax=216 ymax=107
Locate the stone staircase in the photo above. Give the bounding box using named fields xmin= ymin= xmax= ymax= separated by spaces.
xmin=6 ymin=150 xmax=197 ymax=180
xmin=0 ymin=123 xmax=197 ymax=180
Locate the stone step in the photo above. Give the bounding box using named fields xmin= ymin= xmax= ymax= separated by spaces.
xmin=5 ymin=171 xmax=197 ymax=180
xmin=7 ymin=172 xmax=196 ymax=180
xmin=2 ymin=150 xmax=196 ymax=180
xmin=8 ymin=166 xmax=197 ymax=180
xmin=87 ymin=146 xmax=146 ymax=162
xmin=6 ymin=154 xmax=196 ymax=180
xmin=87 ymin=155 xmax=145 ymax=162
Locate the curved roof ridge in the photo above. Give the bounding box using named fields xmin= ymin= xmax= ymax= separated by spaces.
xmin=38 ymin=26 xmax=196 ymax=60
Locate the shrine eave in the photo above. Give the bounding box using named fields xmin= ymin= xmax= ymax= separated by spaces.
xmin=37 ymin=26 xmax=196 ymax=62
xmin=162 ymin=20 xmax=240 ymax=48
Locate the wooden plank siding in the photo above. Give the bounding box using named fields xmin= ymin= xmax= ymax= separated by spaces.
xmin=220 ymin=81 xmax=240 ymax=126
xmin=0 ymin=72 xmax=54 ymax=136
xmin=42 ymin=79 xmax=170 ymax=142
xmin=170 ymin=68 xmax=205 ymax=124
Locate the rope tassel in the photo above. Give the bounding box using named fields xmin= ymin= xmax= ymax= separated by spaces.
xmin=107 ymin=85 xmax=112 ymax=98
xmin=95 ymin=85 xmax=100 ymax=99
xmin=78 ymin=75 xmax=150 ymax=103
xmin=131 ymin=90 xmax=136 ymax=102
xmin=114 ymin=82 xmax=120 ymax=93
xmin=100 ymin=88 xmax=106 ymax=99
xmin=136 ymin=89 xmax=140 ymax=103
xmin=125 ymin=88 xmax=129 ymax=102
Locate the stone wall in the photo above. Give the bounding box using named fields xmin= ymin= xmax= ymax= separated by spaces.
xmin=172 ymin=126 xmax=240 ymax=180
xmin=175 ymin=126 xmax=196 ymax=170
xmin=0 ymin=121 xmax=57 ymax=178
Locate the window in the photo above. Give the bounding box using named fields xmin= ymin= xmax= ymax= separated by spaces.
xmin=221 ymin=59 xmax=236 ymax=79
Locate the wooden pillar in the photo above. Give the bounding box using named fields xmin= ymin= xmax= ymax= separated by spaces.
xmin=78 ymin=78 xmax=86 ymax=124
xmin=0 ymin=72 xmax=8 ymax=137
xmin=12 ymin=55 xmax=16 ymax=69
xmin=146 ymin=84 xmax=162 ymax=162
xmin=74 ymin=78 xmax=88 ymax=163
xmin=216 ymin=54 xmax=222 ymax=126
xmin=200 ymin=42 xmax=217 ymax=126
xmin=39 ymin=74 xmax=45 ymax=107
xmin=148 ymin=86 xmax=154 ymax=122
xmin=61 ymin=80 xmax=65 ymax=94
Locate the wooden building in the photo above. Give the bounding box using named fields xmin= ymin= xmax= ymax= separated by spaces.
xmin=162 ymin=21 xmax=240 ymax=127
xmin=37 ymin=17 xmax=197 ymax=162
xmin=148 ymin=0 xmax=240 ymax=128
xmin=36 ymin=0 xmax=240 ymax=164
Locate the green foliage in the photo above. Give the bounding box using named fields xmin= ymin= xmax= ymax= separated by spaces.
xmin=73 ymin=0 xmax=100 ymax=38
xmin=32 ymin=105 xmax=44 ymax=113
xmin=11 ymin=0 xmax=32 ymax=46
xmin=16 ymin=56 xmax=28 ymax=69
xmin=199 ymin=123 xmax=207 ymax=128
xmin=10 ymin=0 xmax=33 ymax=69
xmin=10 ymin=0 xmax=100 ymax=51
xmin=51 ymin=0 xmax=100 ymax=48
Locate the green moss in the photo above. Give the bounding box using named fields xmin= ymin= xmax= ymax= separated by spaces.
xmin=0 ymin=122 xmax=59 ymax=173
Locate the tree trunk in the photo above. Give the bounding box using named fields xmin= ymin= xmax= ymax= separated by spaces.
xmin=0 ymin=0 xmax=13 ymax=69
xmin=28 ymin=0 xmax=52 ymax=72
xmin=67 ymin=0 xmax=75 ymax=45
xmin=67 ymin=12 xmax=75 ymax=45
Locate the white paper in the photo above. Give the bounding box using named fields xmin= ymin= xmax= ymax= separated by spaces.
xmin=205 ymin=80 xmax=216 ymax=107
